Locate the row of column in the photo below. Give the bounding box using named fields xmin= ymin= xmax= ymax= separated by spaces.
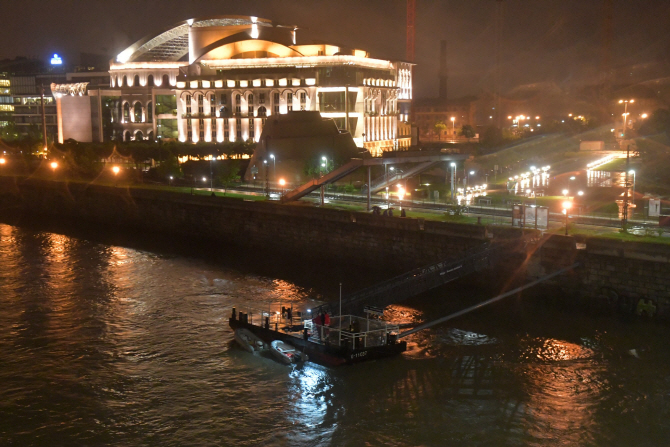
xmin=179 ymin=117 xmax=265 ymax=143
xmin=364 ymin=116 xmax=398 ymax=142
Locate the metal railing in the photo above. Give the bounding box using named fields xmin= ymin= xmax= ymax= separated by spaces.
xmin=311 ymin=243 xmax=502 ymax=316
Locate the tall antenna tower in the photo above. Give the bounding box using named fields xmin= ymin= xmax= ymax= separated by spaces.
xmin=494 ymin=0 xmax=504 ymax=128
xmin=406 ymin=0 xmax=416 ymax=62
xmin=600 ymin=0 xmax=613 ymax=109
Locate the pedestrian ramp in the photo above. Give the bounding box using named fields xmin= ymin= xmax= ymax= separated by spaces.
xmin=311 ymin=243 xmax=504 ymax=316
xmin=364 ymin=161 xmax=439 ymax=195
xmin=281 ymin=158 xmax=364 ymax=203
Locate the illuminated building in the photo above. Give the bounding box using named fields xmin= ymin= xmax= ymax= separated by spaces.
xmin=0 ymin=74 xmax=11 ymax=128
xmin=414 ymin=97 xmax=476 ymax=143
xmin=53 ymin=15 xmax=413 ymax=156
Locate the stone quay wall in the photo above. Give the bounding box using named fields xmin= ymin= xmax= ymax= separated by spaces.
xmin=527 ymin=234 xmax=670 ymax=320
xmin=0 ymin=178 xmax=529 ymax=273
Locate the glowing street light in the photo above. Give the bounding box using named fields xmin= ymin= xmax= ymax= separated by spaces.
xmin=50 ymin=161 xmax=58 ymax=175
xmin=0 ymin=158 xmax=5 ymax=164
xmin=112 ymin=165 xmax=120 ymax=187
xmin=397 ymin=184 xmax=405 ymax=201
xmin=450 ymin=116 xmax=455 ymax=137
xmin=279 ymin=178 xmax=286 ymax=196
xmin=619 ymin=99 xmax=634 ymax=139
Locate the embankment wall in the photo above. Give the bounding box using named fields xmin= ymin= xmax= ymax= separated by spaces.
xmin=0 ymin=177 xmax=528 ymax=273
xmin=527 ymin=234 xmax=670 ymax=320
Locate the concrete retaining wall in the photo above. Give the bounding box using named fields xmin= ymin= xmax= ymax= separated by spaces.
xmin=528 ymin=234 xmax=670 ymax=319
xmin=0 ymin=177 xmax=528 ymax=273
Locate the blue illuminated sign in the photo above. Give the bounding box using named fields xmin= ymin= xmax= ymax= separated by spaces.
xmin=50 ymin=54 xmax=63 ymax=65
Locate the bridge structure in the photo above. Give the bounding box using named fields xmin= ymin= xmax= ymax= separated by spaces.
xmin=280 ymin=152 xmax=468 ymax=208
xmin=309 ymin=241 xmax=514 ymax=317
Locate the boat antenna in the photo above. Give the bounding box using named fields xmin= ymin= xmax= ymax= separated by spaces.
xmin=339 ymin=282 xmax=342 ymax=318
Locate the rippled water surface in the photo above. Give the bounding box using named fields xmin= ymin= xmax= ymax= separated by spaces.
xmin=1 ymin=222 xmax=670 ymax=446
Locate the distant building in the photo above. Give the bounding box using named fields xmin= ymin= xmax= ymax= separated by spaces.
xmin=0 ymin=73 xmax=11 ymax=128
xmin=52 ymin=15 xmax=413 ymax=156
xmin=0 ymin=55 xmax=109 ymax=141
xmin=414 ymin=97 xmax=476 ymax=143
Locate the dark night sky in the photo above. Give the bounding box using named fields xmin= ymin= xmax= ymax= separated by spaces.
xmin=2 ymin=0 xmax=669 ymax=98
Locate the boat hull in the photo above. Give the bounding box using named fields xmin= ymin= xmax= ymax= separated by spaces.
xmin=270 ymin=340 xmax=303 ymax=365
xmin=229 ymin=318 xmax=406 ymax=367
xmin=234 ymin=328 xmax=266 ymax=353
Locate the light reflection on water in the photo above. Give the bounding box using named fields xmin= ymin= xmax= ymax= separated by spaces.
xmin=1 ymin=223 xmax=670 ymax=446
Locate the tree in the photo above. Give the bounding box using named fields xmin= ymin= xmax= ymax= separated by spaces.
xmin=433 ymin=121 xmax=447 ymax=140
xmin=459 ymin=124 xmax=476 ymax=139
xmin=216 ymin=160 xmax=241 ymax=195
xmin=0 ymin=122 xmax=19 ymax=141
xmin=156 ymin=153 xmax=182 ymax=180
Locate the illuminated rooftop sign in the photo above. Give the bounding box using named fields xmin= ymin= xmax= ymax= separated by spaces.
xmin=50 ymin=54 xmax=63 ymax=65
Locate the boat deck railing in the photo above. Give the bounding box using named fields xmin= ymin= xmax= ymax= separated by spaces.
xmin=231 ymin=305 xmax=399 ymax=350
xmin=306 ymin=315 xmax=400 ymax=350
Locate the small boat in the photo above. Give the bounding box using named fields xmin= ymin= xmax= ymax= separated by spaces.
xmin=270 ymin=340 xmax=306 ymax=365
xmin=234 ymin=328 xmax=267 ymax=353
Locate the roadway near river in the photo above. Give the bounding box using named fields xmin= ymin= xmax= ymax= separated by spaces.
xmin=204 ymin=185 xmax=651 ymax=237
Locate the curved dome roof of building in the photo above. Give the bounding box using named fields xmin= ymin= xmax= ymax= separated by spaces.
xmin=116 ymin=15 xmax=284 ymax=64
xmin=114 ymin=14 xmax=374 ymax=67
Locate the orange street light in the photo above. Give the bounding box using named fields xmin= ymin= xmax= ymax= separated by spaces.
xmin=618 ymin=99 xmax=634 ymax=138
xmin=112 ymin=165 xmax=120 ymax=187
xmin=0 ymin=157 xmax=5 ymax=164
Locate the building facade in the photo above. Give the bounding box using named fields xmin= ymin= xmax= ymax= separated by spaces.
xmin=0 ymin=73 xmax=11 ymax=129
xmin=54 ymin=15 xmax=413 ymax=156
xmin=414 ymin=97 xmax=477 ymax=143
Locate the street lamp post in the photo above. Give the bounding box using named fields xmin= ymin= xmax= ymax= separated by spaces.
xmin=619 ymin=99 xmax=634 ymax=140
xmin=628 ymin=170 xmax=636 ymax=219
xmin=209 ymin=153 xmax=214 ymax=193
xmin=450 ymin=117 xmax=455 ymax=140
xmin=270 ymin=153 xmax=276 ymax=183
xmin=466 ymin=170 xmax=475 ymax=188
xmin=563 ymin=200 xmax=572 ymax=236
xmin=50 ymin=161 xmax=58 ymax=176
xmin=450 ymin=162 xmax=456 ymax=202
xmin=263 ymin=159 xmax=269 ymax=197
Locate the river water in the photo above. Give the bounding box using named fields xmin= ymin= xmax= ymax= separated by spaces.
xmin=1 ymin=221 xmax=670 ymax=447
